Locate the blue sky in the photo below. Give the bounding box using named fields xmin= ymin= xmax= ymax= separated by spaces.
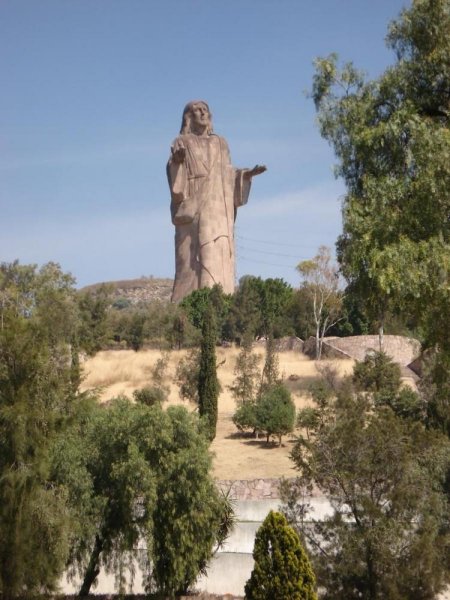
xmin=1 ymin=0 xmax=409 ymax=288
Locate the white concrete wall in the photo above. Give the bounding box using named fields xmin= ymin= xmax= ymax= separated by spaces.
xmin=61 ymin=494 xmax=450 ymax=598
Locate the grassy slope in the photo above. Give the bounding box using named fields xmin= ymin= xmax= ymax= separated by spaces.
xmin=81 ymin=348 xmax=355 ymax=479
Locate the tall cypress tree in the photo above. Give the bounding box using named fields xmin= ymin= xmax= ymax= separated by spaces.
xmin=198 ymin=304 xmax=219 ymax=441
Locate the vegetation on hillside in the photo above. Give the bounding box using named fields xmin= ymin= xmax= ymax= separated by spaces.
xmin=76 ymin=272 xmax=420 ymax=355
xmin=1 ymin=2 xmax=450 ymax=598
xmin=0 ymin=262 xmax=232 ymax=598
xmin=312 ymin=0 xmax=449 ymax=352
xmin=301 ymin=2 xmax=450 ymax=594
xmin=282 ymin=353 xmax=450 ymax=599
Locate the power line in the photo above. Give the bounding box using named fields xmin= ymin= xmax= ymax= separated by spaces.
xmin=237 ymin=254 xmax=297 ymax=269
xmin=237 ymin=244 xmax=307 ymax=260
xmin=236 ymin=233 xmax=314 ymax=250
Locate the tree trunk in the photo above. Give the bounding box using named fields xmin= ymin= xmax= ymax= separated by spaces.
xmin=315 ymin=324 xmax=321 ymax=360
xmin=78 ymin=533 xmax=105 ymax=597
xmin=378 ymin=322 xmax=384 ymax=352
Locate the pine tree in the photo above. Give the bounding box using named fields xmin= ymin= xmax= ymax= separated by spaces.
xmin=198 ymin=304 xmax=220 ymax=441
xmin=259 ymin=332 xmax=280 ymax=395
xmin=230 ymin=334 xmax=261 ymax=405
xmin=245 ymin=510 xmax=317 ymax=600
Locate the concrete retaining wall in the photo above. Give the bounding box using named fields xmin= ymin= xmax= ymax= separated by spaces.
xmin=61 ymin=477 xmax=449 ymax=599
xmin=216 ymin=478 xmax=284 ymax=500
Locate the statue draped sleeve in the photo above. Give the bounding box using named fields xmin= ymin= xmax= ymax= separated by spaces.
xmin=217 ymin=137 xmax=252 ymax=222
xmin=167 ymin=134 xmax=252 ymax=226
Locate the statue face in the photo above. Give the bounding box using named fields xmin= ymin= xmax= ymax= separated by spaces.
xmin=190 ymin=102 xmax=210 ymax=131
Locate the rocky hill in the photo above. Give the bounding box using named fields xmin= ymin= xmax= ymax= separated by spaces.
xmin=81 ymin=277 xmax=174 ymax=304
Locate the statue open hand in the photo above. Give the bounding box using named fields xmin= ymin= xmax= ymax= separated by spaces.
xmin=172 ymin=142 xmax=186 ymax=163
xmin=244 ymin=165 xmax=267 ymax=179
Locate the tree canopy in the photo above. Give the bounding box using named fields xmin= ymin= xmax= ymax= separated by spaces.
xmin=283 ymin=357 xmax=450 ymax=599
xmin=0 ymin=261 xmax=81 ymax=598
xmin=312 ymin=0 xmax=449 ymax=346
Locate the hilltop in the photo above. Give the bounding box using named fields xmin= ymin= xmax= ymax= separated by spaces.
xmin=81 ymin=277 xmax=174 ymax=304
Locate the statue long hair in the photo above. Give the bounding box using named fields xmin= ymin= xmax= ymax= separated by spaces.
xmin=180 ymin=100 xmax=213 ymax=135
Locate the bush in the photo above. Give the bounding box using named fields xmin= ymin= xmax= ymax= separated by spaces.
xmin=255 ymin=384 xmax=296 ymax=445
xmin=232 ymin=402 xmax=257 ymax=433
xmin=133 ymin=385 xmax=167 ymax=406
xmin=353 ymin=351 xmax=401 ymax=396
xmin=245 ymin=510 xmax=317 ymax=600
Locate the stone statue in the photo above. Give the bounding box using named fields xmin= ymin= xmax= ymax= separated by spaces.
xmin=167 ymin=100 xmax=266 ymax=302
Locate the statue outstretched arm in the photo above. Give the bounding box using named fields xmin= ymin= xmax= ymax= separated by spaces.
xmin=243 ymin=164 xmax=267 ymax=179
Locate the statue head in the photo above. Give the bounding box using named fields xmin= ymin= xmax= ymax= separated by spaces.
xmin=180 ymin=100 xmax=213 ymax=135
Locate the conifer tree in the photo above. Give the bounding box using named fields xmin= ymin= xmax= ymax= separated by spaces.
xmin=0 ymin=261 xmax=79 ymax=598
xmin=259 ymin=332 xmax=280 ymax=395
xmin=229 ymin=334 xmax=261 ymax=405
xmin=198 ymin=304 xmax=220 ymax=440
xmin=245 ymin=510 xmax=317 ymax=600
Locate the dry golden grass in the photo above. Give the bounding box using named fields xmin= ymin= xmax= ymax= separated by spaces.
xmin=81 ymin=348 xmax=355 ymax=480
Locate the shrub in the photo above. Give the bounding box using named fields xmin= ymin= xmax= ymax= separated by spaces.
xmin=245 ymin=510 xmax=317 ymax=600
xmin=133 ymin=385 xmax=167 ymax=406
xmin=232 ymin=402 xmax=258 ymax=433
xmin=255 ymin=384 xmax=296 ymax=445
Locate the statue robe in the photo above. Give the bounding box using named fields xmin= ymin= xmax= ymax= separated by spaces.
xmin=167 ymin=133 xmax=251 ymax=302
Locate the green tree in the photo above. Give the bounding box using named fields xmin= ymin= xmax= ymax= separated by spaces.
xmin=54 ymin=398 xmax=232 ymax=597
xmin=297 ymin=246 xmax=344 ymax=359
xmin=284 ymin=369 xmax=450 ymax=599
xmin=353 ymin=351 xmax=425 ymax=420
xmin=286 ymin=287 xmax=316 ymax=341
xmin=232 ymin=401 xmax=258 ymax=434
xmin=311 ymin=0 xmax=449 ymax=351
xmin=255 ymin=384 xmax=296 ymax=445
xmin=198 ymin=305 xmax=220 ymax=441
xmin=226 ymin=276 xmax=294 ymax=342
xmin=52 ymin=398 xmax=156 ymax=596
xmin=227 ymin=275 xmax=264 ymax=342
xmin=175 ymin=347 xmax=201 ymax=403
xmin=353 ymin=350 xmax=403 ymax=396
xmin=260 ymin=333 xmax=281 ymax=394
xmin=421 ymin=351 xmax=450 ymax=436
xmin=180 ymin=284 xmax=231 ymax=339
xmin=0 ymin=261 xmax=80 ymax=598
xmin=166 ymin=306 xmax=199 ymax=349
xmin=245 ymin=510 xmax=317 ymax=600
xmin=229 ymin=336 xmax=261 ymax=405
xmin=260 ymin=278 xmax=294 ymax=337
xmin=181 ymin=287 xmax=215 ymax=330
xmin=150 ymin=406 xmax=232 ymax=597
xmin=126 ymin=311 xmax=147 ymax=351
xmin=77 ymin=284 xmax=113 ymax=355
